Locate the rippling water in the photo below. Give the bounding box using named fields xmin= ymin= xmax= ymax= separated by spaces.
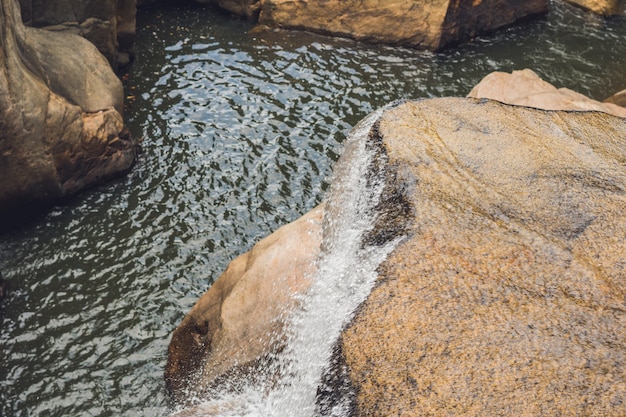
xmin=1 ymin=2 xmax=625 ymax=416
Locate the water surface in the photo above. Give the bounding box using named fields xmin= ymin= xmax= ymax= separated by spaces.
xmin=1 ymin=2 xmax=625 ymax=416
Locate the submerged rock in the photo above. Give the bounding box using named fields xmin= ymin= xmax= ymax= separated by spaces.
xmin=258 ymin=0 xmax=548 ymax=50
xmin=322 ymin=98 xmax=626 ymax=416
xmin=0 ymin=0 xmax=136 ymax=228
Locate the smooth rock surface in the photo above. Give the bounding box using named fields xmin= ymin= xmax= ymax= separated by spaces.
xmin=0 ymin=0 xmax=136 ymax=227
xmin=605 ymin=88 xmax=626 ymax=107
xmin=324 ymin=98 xmax=626 ymax=416
xmin=165 ymin=204 xmax=325 ymax=403
xmin=468 ymin=68 xmax=626 ymax=117
xmin=258 ymin=0 xmax=548 ymax=50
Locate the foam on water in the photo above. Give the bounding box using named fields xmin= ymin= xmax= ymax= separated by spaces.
xmin=175 ymin=107 xmax=400 ymax=417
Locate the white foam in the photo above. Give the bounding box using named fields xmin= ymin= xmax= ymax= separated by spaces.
xmin=174 ymin=106 xmax=400 ymax=417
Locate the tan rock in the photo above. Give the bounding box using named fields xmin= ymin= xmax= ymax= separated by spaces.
xmin=165 ymin=204 xmax=325 ymax=403
xmin=17 ymin=0 xmax=137 ymax=71
xmin=258 ymin=0 xmax=547 ymax=51
xmin=605 ymin=88 xmax=626 ymax=107
xmin=0 ymin=0 xmax=136 ymax=228
xmin=468 ymin=68 xmax=626 ymax=118
xmin=328 ymin=98 xmax=626 ymax=416
xmin=563 ymin=0 xmax=624 ymax=15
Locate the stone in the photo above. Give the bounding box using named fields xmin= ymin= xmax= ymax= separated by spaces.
xmin=165 ymin=204 xmax=325 ymax=403
xmin=258 ymin=0 xmax=548 ymax=51
xmin=605 ymin=88 xmax=626 ymax=107
xmin=137 ymin=0 xmax=260 ymax=20
xmin=0 ymin=0 xmax=136 ymax=228
xmin=468 ymin=68 xmax=626 ymax=118
xmin=563 ymin=0 xmax=624 ymax=15
xmin=321 ymin=98 xmax=626 ymax=416
xmin=216 ymin=0 xmax=261 ymax=19
xmin=166 ymin=73 xmax=626 ymax=413
xmin=17 ymin=0 xmax=136 ymax=71
xmin=201 ymin=0 xmax=261 ymax=19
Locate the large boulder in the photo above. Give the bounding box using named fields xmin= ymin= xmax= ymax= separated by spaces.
xmin=18 ymin=0 xmax=136 ymax=71
xmin=320 ymin=98 xmax=626 ymax=416
xmin=166 ymin=82 xmax=626 ymax=414
xmin=0 ymin=0 xmax=136 ymax=228
xmin=257 ymin=0 xmax=548 ymax=50
xmin=562 ymin=0 xmax=624 ymax=15
xmin=165 ymin=204 xmax=324 ymax=403
xmin=468 ymin=69 xmax=626 ymax=117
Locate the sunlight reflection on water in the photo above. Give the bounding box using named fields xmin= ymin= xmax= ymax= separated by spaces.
xmin=1 ymin=2 xmax=625 ymax=416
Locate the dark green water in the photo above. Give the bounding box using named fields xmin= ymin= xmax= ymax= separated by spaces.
xmin=1 ymin=2 xmax=625 ymax=415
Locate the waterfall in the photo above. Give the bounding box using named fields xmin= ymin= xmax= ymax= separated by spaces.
xmin=176 ymin=106 xmax=400 ymax=417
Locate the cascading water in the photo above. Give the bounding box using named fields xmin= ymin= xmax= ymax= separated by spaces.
xmin=175 ymin=107 xmax=401 ymax=417
xmin=4 ymin=4 xmax=625 ymax=416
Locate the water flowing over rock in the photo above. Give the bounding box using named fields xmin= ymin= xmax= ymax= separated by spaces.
xmin=258 ymin=0 xmax=548 ymax=50
xmin=321 ymin=98 xmax=626 ymax=416
xmin=166 ymin=71 xmax=626 ymax=414
xmin=0 ymin=0 xmax=136 ymax=228
xmin=468 ymin=69 xmax=626 ymax=117
xmin=165 ymin=205 xmax=325 ymax=404
xmin=166 ymin=106 xmax=402 ymax=416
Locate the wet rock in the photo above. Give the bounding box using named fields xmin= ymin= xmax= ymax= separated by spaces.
xmin=258 ymin=0 xmax=548 ymax=50
xmin=211 ymin=0 xmax=261 ymax=19
xmin=468 ymin=68 xmax=626 ymax=117
xmin=324 ymin=98 xmax=626 ymax=416
xmin=562 ymin=0 xmax=625 ymax=15
xmin=0 ymin=0 xmax=136 ymax=228
xmin=17 ymin=0 xmax=136 ymax=71
xmin=165 ymin=205 xmax=324 ymax=403
xmin=138 ymin=0 xmax=260 ymax=20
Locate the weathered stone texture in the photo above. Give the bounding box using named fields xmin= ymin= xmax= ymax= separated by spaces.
xmin=334 ymin=98 xmax=626 ymax=416
xmin=258 ymin=0 xmax=548 ymax=50
xmin=1 ymin=0 xmax=136 ymax=227
xmin=18 ymin=0 xmax=136 ymax=70
xmin=165 ymin=69 xmax=626 ymax=415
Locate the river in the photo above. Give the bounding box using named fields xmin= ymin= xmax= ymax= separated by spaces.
xmin=1 ymin=1 xmax=625 ymax=416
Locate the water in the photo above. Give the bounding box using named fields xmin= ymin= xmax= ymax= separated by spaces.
xmin=178 ymin=107 xmax=401 ymax=416
xmin=1 ymin=1 xmax=625 ymax=416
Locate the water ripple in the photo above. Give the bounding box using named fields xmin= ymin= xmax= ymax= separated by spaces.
xmin=1 ymin=1 xmax=625 ymax=416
